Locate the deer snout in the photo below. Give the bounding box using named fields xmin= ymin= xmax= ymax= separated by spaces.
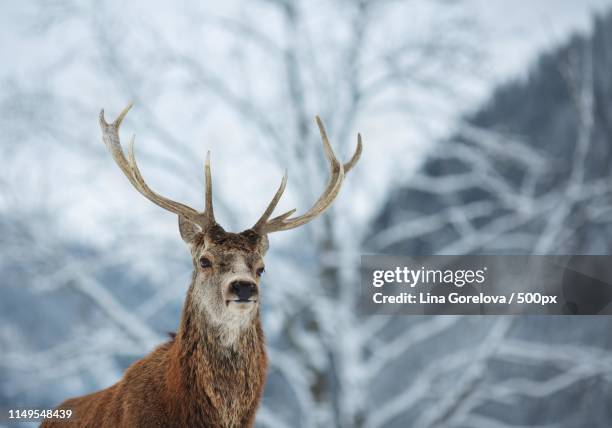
xmin=230 ymin=280 xmax=257 ymax=301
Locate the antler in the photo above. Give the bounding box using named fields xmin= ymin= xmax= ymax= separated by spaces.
xmin=100 ymin=105 xmax=361 ymax=236
xmin=99 ymin=103 xmax=215 ymax=229
xmin=253 ymin=116 xmax=362 ymax=234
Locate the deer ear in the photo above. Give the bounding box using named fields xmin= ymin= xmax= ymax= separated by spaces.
xmin=178 ymin=215 xmax=203 ymax=244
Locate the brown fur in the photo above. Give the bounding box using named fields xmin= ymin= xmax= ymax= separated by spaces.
xmin=42 ymin=229 xmax=267 ymax=428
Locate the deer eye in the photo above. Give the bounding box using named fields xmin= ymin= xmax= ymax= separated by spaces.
xmin=199 ymin=256 xmax=212 ymax=269
xmin=256 ymin=267 xmax=265 ymax=277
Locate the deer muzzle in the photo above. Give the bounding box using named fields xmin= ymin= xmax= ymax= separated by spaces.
xmin=228 ymin=280 xmax=258 ymax=304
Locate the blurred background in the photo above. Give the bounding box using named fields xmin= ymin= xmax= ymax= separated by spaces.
xmin=2 ymin=0 xmax=612 ymax=427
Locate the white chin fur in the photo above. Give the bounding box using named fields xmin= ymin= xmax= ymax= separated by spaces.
xmin=216 ymin=304 xmax=256 ymax=347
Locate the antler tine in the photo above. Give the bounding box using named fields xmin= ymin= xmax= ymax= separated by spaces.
xmin=99 ymin=103 xmax=201 ymax=223
xmin=204 ymin=151 xmax=215 ymax=224
xmin=252 ymin=170 xmax=288 ymax=230
xmin=344 ymin=133 xmax=363 ymax=173
xmin=254 ymin=116 xmax=361 ymax=234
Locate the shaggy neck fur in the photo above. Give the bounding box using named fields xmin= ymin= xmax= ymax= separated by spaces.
xmin=166 ymin=284 xmax=267 ymax=427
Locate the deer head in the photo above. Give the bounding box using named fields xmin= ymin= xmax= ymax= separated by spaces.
xmin=99 ymin=103 xmax=361 ymax=342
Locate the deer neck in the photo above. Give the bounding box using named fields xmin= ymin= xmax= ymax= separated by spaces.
xmin=166 ymin=279 xmax=267 ymax=425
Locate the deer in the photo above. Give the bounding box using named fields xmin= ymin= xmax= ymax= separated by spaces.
xmin=42 ymin=103 xmax=361 ymax=428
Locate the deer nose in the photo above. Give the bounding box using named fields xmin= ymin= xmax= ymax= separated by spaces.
xmin=230 ymin=281 xmax=257 ymax=300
